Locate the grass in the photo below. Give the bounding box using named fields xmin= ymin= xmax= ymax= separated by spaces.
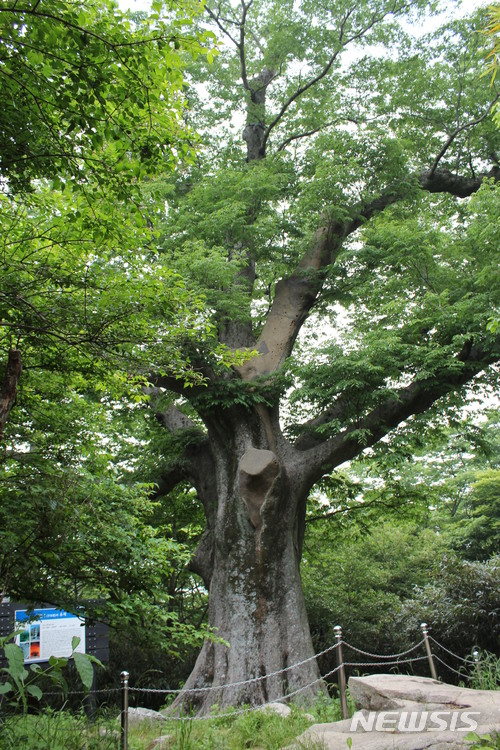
xmin=0 ymin=696 xmax=339 ymax=750
xmin=0 ymin=709 xmax=119 ymax=750
xmin=126 ymin=701 xmax=329 ymax=750
xmin=3 ymin=653 xmax=499 ymax=750
xmin=466 ymin=732 xmax=500 ymax=750
xmin=465 ymin=650 xmax=500 ymax=691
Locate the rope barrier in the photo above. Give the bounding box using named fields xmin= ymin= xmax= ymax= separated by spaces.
xmin=130 ymin=645 xmax=467 ymax=725
xmin=342 ymin=655 xmax=429 ymax=669
xmin=432 ymin=654 xmax=469 ymax=678
xmin=428 ymin=636 xmax=477 ymax=664
xmin=4 ymin=627 xmax=485 ymax=745
xmin=42 ymin=687 xmax=121 ymax=697
xmin=129 ymin=642 xmax=341 ymax=696
xmin=125 ymin=653 xmax=428 ymax=722
xmin=127 ymin=639 xmax=434 ymax=698
xmin=1 ymin=621 xmax=491 ymax=750
xmin=122 ymin=637 xmax=476 ymax=730
xmin=24 ymin=633 xmax=479 ymax=703
xmin=146 ymin=666 xmax=345 ymax=722
xmin=341 ymin=639 xmax=426 ymax=660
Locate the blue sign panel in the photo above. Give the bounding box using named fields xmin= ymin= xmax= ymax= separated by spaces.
xmin=15 ymin=607 xmax=85 ymax=663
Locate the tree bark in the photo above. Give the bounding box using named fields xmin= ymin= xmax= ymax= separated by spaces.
xmin=0 ymin=349 xmax=22 ymax=441
xmin=243 ymin=68 xmax=275 ymax=161
xmin=161 ymin=334 xmax=498 ymax=713
xmin=169 ymin=407 xmax=324 ymax=714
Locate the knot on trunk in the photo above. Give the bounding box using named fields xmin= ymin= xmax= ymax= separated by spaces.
xmin=238 ymin=447 xmax=280 ymax=530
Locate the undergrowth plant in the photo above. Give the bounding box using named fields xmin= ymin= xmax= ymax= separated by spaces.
xmin=117 ymin=701 xmax=333 ymax=750
xmin=0 ymin=710 xmax=119 ymax=750
xmin=465 ymin=650 xmax=500 ymax=691
xmin=0 ymin=633 xmax=103 ymax=713
xmin=0 ymin=703 xmax=328 ymax=750
xmin=465 ymin=732 xmax=500 ymax=750
xmin=310 ymin=690 xmax=354 ymax=723
xmin=0 ymin=668 xmax=339 ymax=750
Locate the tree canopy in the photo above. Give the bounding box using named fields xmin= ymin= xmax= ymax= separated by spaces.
xmin=0 ymin=0 xmax=221 ymax=438
xmin=0 ymin=0 xmax=211 ymax=192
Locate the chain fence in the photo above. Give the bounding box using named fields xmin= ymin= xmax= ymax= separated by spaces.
xmin=109 ymin=622 xmax=485 ymax=748
xmin=0 ymin=622 xmax=488 ymax=750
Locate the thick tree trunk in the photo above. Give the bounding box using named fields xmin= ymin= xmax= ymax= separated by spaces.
xmin=171 ymin=409 xmax=324 ymax=714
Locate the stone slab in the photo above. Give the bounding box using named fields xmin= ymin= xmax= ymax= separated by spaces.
xmin=289 ymin=675 xmax=500 ymax=750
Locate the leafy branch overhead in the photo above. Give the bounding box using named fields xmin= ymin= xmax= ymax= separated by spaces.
xmin=0 ymin=0 xmax=220 ymax=655
xmin=0 ymin=0 xmax=217 ymax=193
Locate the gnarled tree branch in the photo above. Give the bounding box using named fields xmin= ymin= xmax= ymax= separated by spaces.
xmin=418 ymin=165 xmax=500 ymax=197
xmin=262 ymin=1 xmax=412 ymax=153
xmin=298 ymin=340 xmax=500 ymax=487
xmin=152 ymin=404 xmax=218 ymax=586
xmin=428 ymin=95 xmax=500 ymax=177
xmin=237 ymin=165 xmax=500 ymax=381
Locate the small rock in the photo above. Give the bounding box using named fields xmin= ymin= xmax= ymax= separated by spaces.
xmin=146 ymin=735 xmax=174 ymax=749
xmin=258 ymin=701 xmax=292 ymax=717
xmin=122 ymin=706 xmax=167 ymax=724
xmin=98 ymin=728 xmax=120 ymax=738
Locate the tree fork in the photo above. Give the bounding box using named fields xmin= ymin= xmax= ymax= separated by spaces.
xmin=236 ymin=165 xmax=499 ymax=381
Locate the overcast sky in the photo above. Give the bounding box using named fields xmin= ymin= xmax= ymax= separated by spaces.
xmin=118 ymin=0 xmax=150 ymax=10
xmin=119 ymin=0 xmax=486 ymax=17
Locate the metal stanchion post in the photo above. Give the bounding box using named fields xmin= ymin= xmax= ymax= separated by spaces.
xmin=120 ymin=671 xmax=129 ymax=750
xmin=334 ymin=625 xmax=349 ymax=720
xmin=421 ymin=623 xmax=438 ymax=681
xmin=473 ymin=649 xmax=480 ymax=680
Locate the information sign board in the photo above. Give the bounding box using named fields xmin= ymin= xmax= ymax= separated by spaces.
xmin=15 ymin=607 xmax=85 ymax=663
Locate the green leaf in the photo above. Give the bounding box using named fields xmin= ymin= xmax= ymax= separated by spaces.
xmin=71 ymin=636 xmax=81 ymax=651
xmin=73 ymin=651 xmax=94 ymax=690
xmin=26 ymin=684 xmax=43 ymax=701
xmin=48 ymin=656 xmax=67 ymax=670
xmin=5 ymin=643 xmax=25 ymax=680
xmin=0 ymin=682 xmax=12 ymax=695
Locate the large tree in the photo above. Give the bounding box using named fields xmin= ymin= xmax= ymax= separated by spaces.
xmin=143 ymin=0 xmax=499 ymax=712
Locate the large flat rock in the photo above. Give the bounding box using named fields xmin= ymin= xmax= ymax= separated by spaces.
xmin=350 ymin=675 xmax=500 ymax=714
xmin=289 ymin=675 xmax=500 ymax=750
